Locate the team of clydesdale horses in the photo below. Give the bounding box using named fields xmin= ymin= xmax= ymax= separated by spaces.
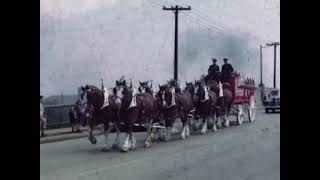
xmin=80 ymin=75 xmax=233 ymax=152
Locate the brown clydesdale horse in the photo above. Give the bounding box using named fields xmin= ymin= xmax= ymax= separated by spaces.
xmin=205 ymin=76 xmax=233 ymax=128
xmin=138 ymin=81 xmax=165 ymax=141
xmin=114 ymin=79 xmax=158 ymax=152
xmin=80 ymin=85 xmax=121 ymax=151
xmin=157 ymin=81 xmax=194 ymax=141
xmin=193 ymin=80 xmax=218 ymax=134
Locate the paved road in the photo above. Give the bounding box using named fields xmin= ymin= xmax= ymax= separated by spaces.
xmin=40 ymin=110 xmax=280 ymax=180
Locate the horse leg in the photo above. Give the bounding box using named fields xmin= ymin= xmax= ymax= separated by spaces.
xmin=158 ymin=118 xmax=166 ymax=141
xmin=212 ymin=112 xmax=218 ymax=132
xmin=88 ymin=125 xmax=97 ymax=144
xmin=121 ymin=119 xmax=133 ymax=152
xmin=144 ymin=118 xmax=154 ymax=148
xmin=163 ymin=118 xmax=173 ymax=142
xmin=121 ymin=133 xmax=131 ymax=152
xmin=71 ymin=123 xmax=75 ymax=133
xmin=76 ymin=121 xmax=80 ymax=132
xmin=223 ymin=106 xmax=230 ymax=127
xmin=40 ymin=116 xmax=47 ymax=136
xmin=200 ymin=116 xmax=208 ymax=135
xmin=180 ymin=111 xmax=190 ymax=140
xmin=207 ymin=113 xmax=214 ymax=130
xmin=194 ymin=116 xmax=202 ymax=131
xmin=216 ymin=108 xmax=223 ymax=129
xmin=112 ymin=120 xmax=121 ymax=150
xmin=101 ymin=124 xmax=112 ymax=151
xmin=130 ymin=128 xmax=137 ymax=150
xmin=180 ymin=117 xmax=187 ymax=140
xmin=186 ymin=117 xmax=191 ymax=137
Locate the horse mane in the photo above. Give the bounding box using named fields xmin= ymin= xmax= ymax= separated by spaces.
xmin=86 ymin=85 xmax=101 ymax=92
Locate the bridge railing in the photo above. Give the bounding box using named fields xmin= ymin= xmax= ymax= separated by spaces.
xmin=44 ymin=104 xmax=74 ymax=129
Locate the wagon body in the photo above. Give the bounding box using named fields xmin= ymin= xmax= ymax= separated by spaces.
xmin=223 ymin=72 xmax=257 ymax=125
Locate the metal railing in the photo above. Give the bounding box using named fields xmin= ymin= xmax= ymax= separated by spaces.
xmin=44 ymin=104 xmax=74 ymax=129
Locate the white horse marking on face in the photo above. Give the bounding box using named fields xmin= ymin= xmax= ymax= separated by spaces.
xmin=219 ymin=82 xmax=224 ymax=97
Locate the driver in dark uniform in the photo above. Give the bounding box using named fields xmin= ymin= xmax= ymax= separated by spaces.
xmin=221 ymin=58 xmax=234 ymax=82
xmin=208 ymin=58 xmax=220 ymax=76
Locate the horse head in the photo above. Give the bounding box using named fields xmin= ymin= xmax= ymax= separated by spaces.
xmin=185 ymin=81 xmax=195 ymax=97
xmin=158 ymin=84 xmax=176 ymax=109
xmin=194 ymin=80 xmax=208 ymax=102
xmin=80 ymin=85 xmax=103 ymax=109
xmin=138 ymin=81 xmax=152 ymax=94
xmin=114 ymin=79 xmax=135 ymax=109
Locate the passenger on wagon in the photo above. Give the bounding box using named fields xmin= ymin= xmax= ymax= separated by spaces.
xmin=221 ymin=58 xmax=234 ymax=82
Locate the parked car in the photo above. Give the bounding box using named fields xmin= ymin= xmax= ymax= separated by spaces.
xmin=264 ymin=88 xmax=280 ymax=113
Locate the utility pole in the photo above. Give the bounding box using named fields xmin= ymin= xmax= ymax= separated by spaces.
xmin=163 ymin=5 xmax=191 ymax=81
xmin=266 ymin=42 xmax=280 ymax=88
xmin=259 ymin=45 xmax=263 ymax=87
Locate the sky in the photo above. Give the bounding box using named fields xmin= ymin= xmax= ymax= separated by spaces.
xmin=40 ymin=0 xmax=280 ymax=96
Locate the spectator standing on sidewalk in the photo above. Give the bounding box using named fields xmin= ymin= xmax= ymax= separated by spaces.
xmin=40 ymin=95 xmax=47 ymax=137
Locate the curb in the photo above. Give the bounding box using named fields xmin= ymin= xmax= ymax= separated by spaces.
xmin=40 ymin=130 xmax=104 ymax=144
xmin=45 ymin=128 xmax=88 ymax=137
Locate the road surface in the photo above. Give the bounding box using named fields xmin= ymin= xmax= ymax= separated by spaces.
xmin=40 ymin=110 xmax=280 ymax=180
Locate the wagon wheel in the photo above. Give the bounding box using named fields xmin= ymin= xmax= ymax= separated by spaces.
xmin=248 ymin=96 xmax=256 ymax=122
xmin=236 ymin=104 xmax=244 ymax=125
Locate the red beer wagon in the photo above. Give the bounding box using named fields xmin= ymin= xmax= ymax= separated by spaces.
xmin=224 ymin=72 xmax=257 ymax=125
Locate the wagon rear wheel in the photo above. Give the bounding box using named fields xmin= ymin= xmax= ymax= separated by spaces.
xmin=248 ymin=96 xmax=256 ymax=122
xmin=236 ymin=104 xmax=243 ymax=125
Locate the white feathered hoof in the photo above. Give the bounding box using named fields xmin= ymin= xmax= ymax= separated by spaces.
xmin=144 ymin=141 xmax=151 ymax=148
xmin=130 ymin=139 xmax=137 ymax=150
xmin=217 ymin=123 xmax=223 ymax=129
xmin=200 ymin=122 xmax=207 ymax=135
xmin=216 ymin=119 xmax=223 ymax=129
xmin=186 ymin=126 xmax=191 ymax=137
xmin=121 ymin=136 xmax=131 ymax=152
xmin=224 ymin=119 xmax=230 ymax=127
xmin=181 ymin=131 xmax=186 ymax=140
xmin=212 ymin=124 xmax=218 ymax=132
xmin=121 ymin=145 xmax=130 ymax=152
xmin=200 ymin=129 xmax=207 ymax=135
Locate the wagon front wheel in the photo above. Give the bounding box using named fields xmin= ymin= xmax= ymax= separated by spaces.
xmin=248 ymin=96 xmax=256 ymax=122
xmin=236 ymin=104 xmax=243 ymax=125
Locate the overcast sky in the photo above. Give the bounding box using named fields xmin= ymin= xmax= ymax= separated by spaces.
xmin=40 ymin=0 xmax=280 ymax=96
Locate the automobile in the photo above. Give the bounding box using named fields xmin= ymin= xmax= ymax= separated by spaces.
xmin=264 ymin=88 xmax=280 ymax=113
